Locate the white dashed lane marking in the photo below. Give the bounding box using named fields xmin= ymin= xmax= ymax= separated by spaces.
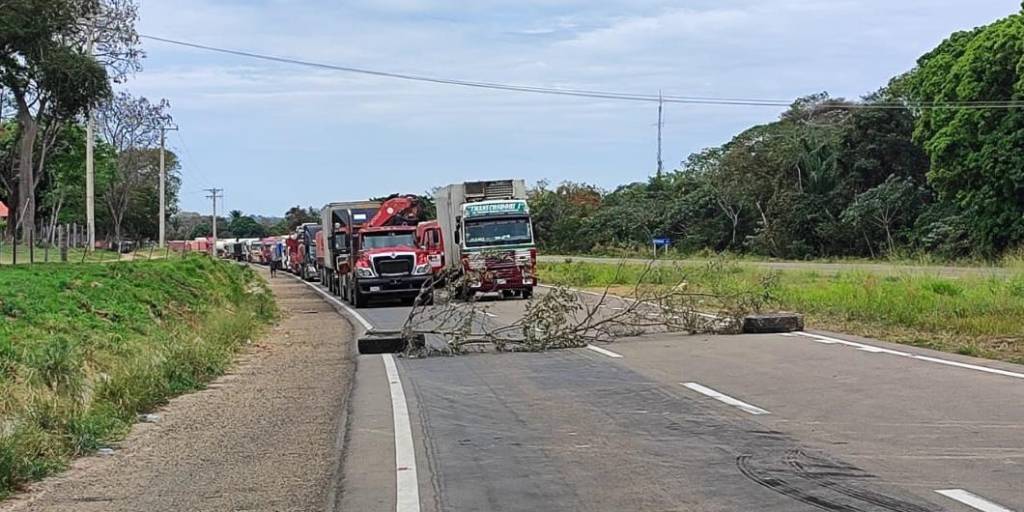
xmin=935 ymin=489 xmax=1014 ymax=512
xmin=682 ymin=382 xmax=770 ymax=415
xmin=585 ymin=345 xmax=624 ymax=359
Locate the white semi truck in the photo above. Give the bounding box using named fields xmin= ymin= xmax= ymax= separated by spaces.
xmin=435 ymin=179 xmax=537 ymax=299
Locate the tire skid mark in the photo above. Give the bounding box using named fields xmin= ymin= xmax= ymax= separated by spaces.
xmin=738 ymin=454 xmax=864 ymax=512
xmin=786 ymin=450 xmax=937 ymax=512
xmin=738 ymin=450 xmax=941 ymax=512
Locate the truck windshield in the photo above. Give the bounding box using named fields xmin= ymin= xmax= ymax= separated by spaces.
xmin=464 ymin=217 xmax=533 ymax=247
xmin=361 ymin=232 xmax=416 ymax=249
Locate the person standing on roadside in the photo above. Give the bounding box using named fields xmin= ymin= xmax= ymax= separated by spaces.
xmin=270 ymin=242 xmax=282 ymax=278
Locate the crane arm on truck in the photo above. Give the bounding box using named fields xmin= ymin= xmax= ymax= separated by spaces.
xmin=367 ymin=196 xmax=423 ymax=227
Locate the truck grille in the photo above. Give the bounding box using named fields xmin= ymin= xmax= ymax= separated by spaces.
xmin=484 ymin=251 xmax=516 ymax=268
xmin=373 ymin=254 xmax=414 ymax=276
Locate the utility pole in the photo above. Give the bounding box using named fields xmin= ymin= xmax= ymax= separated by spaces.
xmin=656 ymin=90 xmax=664 ymax=178
xmin=85 ymin=34 xmax=96 ymax=252
xmin=158 ymin=124 xmax=178 ymax=248
xmin=205 ymin=188 xmax=223 ymax=257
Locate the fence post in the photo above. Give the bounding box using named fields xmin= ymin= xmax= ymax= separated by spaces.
xmin=60 ymin=225 xmax=67 ymax=262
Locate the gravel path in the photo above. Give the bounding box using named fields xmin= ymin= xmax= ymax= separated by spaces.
xmin=1 ymin=268 xmax=356 ymax=512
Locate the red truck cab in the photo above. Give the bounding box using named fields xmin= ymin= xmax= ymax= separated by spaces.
xmin=416 ymin=221 xmax=445 ymax=277
xmin=348 ymin=225 xmax=433 ymax=307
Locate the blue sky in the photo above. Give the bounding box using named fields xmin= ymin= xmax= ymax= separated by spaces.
xmin=129 ymin=0 xmax=1020 ymax=215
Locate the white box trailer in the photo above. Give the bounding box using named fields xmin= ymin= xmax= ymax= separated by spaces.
xmin=320 ymin=201 xmax=381 ymax=294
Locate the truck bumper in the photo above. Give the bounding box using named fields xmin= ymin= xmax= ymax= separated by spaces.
xmin=358 ymin=276 xmax=432 ymax=296
xmin=468 ymin=270 xmax=535 ymax=292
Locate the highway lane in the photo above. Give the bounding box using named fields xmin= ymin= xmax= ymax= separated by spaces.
xmin=301 ymin=278 xmax=1023 ymax=512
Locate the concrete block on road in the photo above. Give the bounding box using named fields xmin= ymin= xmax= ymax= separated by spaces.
xmin=358 ymin=330 xmax=425 ymax=354
xmin=742 ymin=313 xmax=804 ymax=333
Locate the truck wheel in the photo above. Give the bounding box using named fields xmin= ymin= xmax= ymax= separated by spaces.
xmin=522 ymin=287 xmax=534 ymax=300
xmin=353 ymin=286 xmax=368 ymax=308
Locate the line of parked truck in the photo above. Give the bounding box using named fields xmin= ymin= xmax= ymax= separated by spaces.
xmin=243 ymin=179 xmax=538 ymax=308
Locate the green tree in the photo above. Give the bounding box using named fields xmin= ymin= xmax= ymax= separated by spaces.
xmin=283 ymin=205 xmax=317 ymax=231
xmin=95 ymin=92 xmax=173 ymax=243
xmin=228 ymin=214 xmax=267 ymax=238
xmin=38 ymin=123 xmax=117 ymax=237
xmin=0 ymin=0 xmax=112 ymax=242
xmin=190 ymin=222 xmax=211 ymax=239
xmin=841 ymin=176 xmax=922 ymax=255
xmin=528 ymin=180 xmax=603 ymax=253
xmin=899 ymin=10 xmax=1024 ymax=252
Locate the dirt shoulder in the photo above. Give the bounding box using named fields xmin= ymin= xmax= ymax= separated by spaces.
xmin=1 ymin=268 xmax=356 ymax=512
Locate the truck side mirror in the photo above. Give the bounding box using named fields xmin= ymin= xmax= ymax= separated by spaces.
xmin=454 ymin=216 xmax=462 ymax=244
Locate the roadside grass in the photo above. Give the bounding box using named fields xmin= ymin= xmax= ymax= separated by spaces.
xmin=546 ymin=247 xmax=1020 ymax=270
xmin=538 ymin=260 xmax=1024 ymax=365
xmin=0 ymin=256 xmax=277 ymax=499
xmin=0 ymin=245 xmax=181 ymax=265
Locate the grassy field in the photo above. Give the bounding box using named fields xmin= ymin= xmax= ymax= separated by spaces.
xmin=0 ymin=256 xmax=277 ymax=498
xmin=0 ymin=245 xmax=183 ymax=265
xmin=539 ymin=260 xmax=1024 ymax=365
xmin=543 ymin=247 xmax=1024 ymax=269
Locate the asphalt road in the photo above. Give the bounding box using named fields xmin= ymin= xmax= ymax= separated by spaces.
xmin=312 ymin=280 xmax=1024 ymax=512
xmin=7 ymin=273 xmax=1020 ymax=512
xmin=538 ymin=254 xmax=1013 ymax=278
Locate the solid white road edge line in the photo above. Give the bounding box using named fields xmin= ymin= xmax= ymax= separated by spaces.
xmin=383 ymin=354 xmax=421 ymax=512
xmin=288 ymin=274 xmax=375 ymax=331
xmin=585 ymin=344 xmax=624 ymax=358
xmin=288 ymin=274 xmax=419 ymax=510
xmin=682 ymin=382 xmax=770 ymax=415
xmin=794 ymin=332 xmax=1024 ymax=380
xmin=935 ymin=489 xmax=1013 ymax=512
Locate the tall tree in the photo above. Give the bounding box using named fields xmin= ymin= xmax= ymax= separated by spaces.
xmin=899 ymin=9 xmax=1024 ymax=252
xmin=95 ymin=91 xmax=172 ymax=242
xmin=283 ymin=205 xmax=317 ymax=231
xmin=0 ymin=0 xmax=112 ymax=243
xmin=841 ymin=176 xmax=922 ymax=255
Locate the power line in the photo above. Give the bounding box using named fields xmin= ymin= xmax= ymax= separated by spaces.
xmin=140 ymin=34 xmax=1024 ymax=110
xmin=172 ymin=130 xmax=215 ymax=190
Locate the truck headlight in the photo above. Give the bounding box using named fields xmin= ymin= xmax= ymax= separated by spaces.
xmin=413 ymin=263 xmax=431 ymax=275
xmin=355 ymin=267 xmax=375 ymax=278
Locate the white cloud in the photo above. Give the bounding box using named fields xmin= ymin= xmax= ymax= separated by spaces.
xmin=128 ymin=0 xmax=1022 ymax=213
